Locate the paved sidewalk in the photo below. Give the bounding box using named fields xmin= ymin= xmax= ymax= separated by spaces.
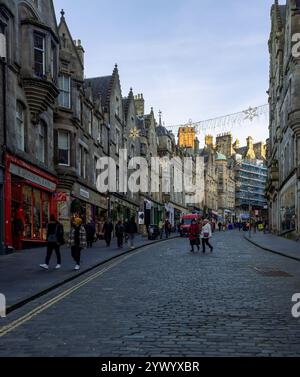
xmin=245 ymin=232 xmax=300 ymax=261
xmin=0 ymin=234 xmax=178 ymax=309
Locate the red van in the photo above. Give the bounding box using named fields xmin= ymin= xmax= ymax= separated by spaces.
xmin=180 ymin=214 xmax=202 ymax=237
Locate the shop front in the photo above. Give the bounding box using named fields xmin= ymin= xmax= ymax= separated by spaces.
xmin=56 ymin=183 xmax=108 ymax=236
xmin=0 ymin=168 xmax=4 ymax=254
xmin=110 ymin=194 xmax=139 ymax=224
xmin=279 ymin=181 xmax=296 ymax=234
xmin=4 ymin=154 xmax=57 ymax=251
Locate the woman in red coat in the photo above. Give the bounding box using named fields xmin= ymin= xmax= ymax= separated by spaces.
xmin=189 ymin=219 xmax=200 ymax=253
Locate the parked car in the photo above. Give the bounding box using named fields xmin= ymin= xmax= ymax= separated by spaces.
xmin=179 ymin=214 xmax=202 ymax=237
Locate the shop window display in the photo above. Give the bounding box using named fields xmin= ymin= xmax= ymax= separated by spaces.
xmin=11 ymin=179 xmax=51 ymax=244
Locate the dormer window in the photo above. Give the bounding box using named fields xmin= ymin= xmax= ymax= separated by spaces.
xmin=34 ymin=32 xmax=45 ymax=77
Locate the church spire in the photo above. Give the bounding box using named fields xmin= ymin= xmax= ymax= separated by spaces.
xmin=158 ymin=110 xmax=162 ymax=127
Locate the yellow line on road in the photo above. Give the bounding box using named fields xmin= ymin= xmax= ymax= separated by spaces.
xmin=0 ymin=244 xmax=155 ymax=338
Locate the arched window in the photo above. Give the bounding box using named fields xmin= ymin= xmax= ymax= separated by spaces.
xmin=16 ymin=101 xmax=25 ymax=151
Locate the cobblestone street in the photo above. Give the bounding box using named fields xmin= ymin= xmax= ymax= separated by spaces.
xmin=1 ymin=231 xmax=300 ymax=357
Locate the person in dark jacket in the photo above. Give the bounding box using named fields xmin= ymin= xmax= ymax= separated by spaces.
xmin=128 ymin=217 xmax=138 ymax=249
xmin=123 ymin=219 xmax=129 ymax=244
xmin=115 ymin=221 xmax=125 ymax=248
xmin=103 ymin=219 xmax=113 ymax=247
xmin=85 ymin=220 xmax=96 ymax=248
xmin=164 ymin=220 xmax=171 ymax=239
xmin=68 ymin=217 xmax=87 ymax=271
xmin=189 ymin=219 xmax=200 ymax=253
xmin=40 ymin=215 xmax=64 ymax=270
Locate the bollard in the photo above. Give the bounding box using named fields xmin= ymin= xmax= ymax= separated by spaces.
xmin=0 ymin=293 xmax=6 ymax=318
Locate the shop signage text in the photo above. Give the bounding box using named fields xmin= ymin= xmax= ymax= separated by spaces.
xmin=80 ymin=188 xmax=90 ymax=199
xmin=9 ymin=164 xmax=56 ymax=191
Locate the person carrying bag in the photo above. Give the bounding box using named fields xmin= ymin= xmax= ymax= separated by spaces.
xmin=201 ymin=219 xmax=214 ymax=254
xmin=189 ymin=219 xmax=200 ymax=253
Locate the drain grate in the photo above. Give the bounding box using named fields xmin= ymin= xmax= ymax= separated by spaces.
xmin=253 ymin=267 xmax=293 ymax=277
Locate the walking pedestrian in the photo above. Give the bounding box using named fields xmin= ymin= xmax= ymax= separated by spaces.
xmin=189 ymin=219 xmax=200 ymax=253
xmin=115 ymin=221 xmax=125 ymax=248
xmin=263 ymin=220 xmax=268 ymax=234
xmin=218 ymin=221 xmax=222 ymax=232
xmin=128 ymin=216 xmax=138 ymax=249
xmin=40 ymin=215 xmax=64 ymax=270
xmin=103 ymin=218 xmax=113 ymax=247
xmin=85 ymin=220 xmax=96 ymax=248
xmin=68 ymin=216 xmax=87 ymax=271
xmin=123 ymin=219 xmax=129 ymax=244
xmin=164 ymin=220 xmax=171 ymax=239
xmin=201 ymin=219 xmax=213 ymax=254
xmin=159 ymin=219 xmax=164 ymax=239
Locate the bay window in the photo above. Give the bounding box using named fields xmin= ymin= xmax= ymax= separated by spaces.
xmin=58 ymin=75 xmax=71 ymax=108
xmin=94 ymin=156 xmax=99 ymax=185
xmin=79 ymin=145 xmax=88 ymax=179
xmin=34 ymin=32 xmax=45 ymax=77
xmin=37 ymin=122 xmax=46 ymax=163
xmin=58 ymin=131 xmax=70 ymax=166
xmin=16 ymin=102 xmax=25 ymax=151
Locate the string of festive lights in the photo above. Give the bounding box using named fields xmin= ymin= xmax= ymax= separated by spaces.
xmin=165 ymin=104 xmax=269 ymax=135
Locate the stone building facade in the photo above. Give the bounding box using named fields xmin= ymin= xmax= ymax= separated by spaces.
xmin=267 ymin=0 xmax=300 ymax=237
xmin=54 ymin=11 xmax=108 ymax=235
xmin=2 ymin=0 xmax=60 ymax=251
xmin=216 ymin=153 xmax=235 ymax=221
xmin=201 ymin=136 xmax=218 ymax=218
xmin=0 ymin=1 xmax=206 ymax=253
xmin=86 ymin=70 xmax=145 ymax=224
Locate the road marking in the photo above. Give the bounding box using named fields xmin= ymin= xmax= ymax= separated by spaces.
xmin=0 ymin=243 xmax=157 ymax=338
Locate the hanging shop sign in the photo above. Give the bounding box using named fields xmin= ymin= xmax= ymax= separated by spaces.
xmin=145 ymin=200 xmax=152 ymax=210
xmin=138 ymin=212 xmax=145 ymax=225
xmin=54 ymin=192 xmax=68 ymax=202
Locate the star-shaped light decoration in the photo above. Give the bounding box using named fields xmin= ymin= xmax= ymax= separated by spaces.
xmin=243 ymin=107 xmax=258 ymax=122
xmin=129 ymin=127 xmax=140 ymax=140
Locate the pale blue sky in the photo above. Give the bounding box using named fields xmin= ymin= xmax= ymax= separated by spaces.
xmin=53 ymin=0 xmax=283 ymax=146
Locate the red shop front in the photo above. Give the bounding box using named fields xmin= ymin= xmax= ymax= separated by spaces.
xmin=5 ymin=154 xmax=58 ymax=251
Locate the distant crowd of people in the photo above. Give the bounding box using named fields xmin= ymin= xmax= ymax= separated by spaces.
xmin=216 ymin=220 xmax=269 ymax=233
xmin=39 ymin=212 xmax=268 ymax=271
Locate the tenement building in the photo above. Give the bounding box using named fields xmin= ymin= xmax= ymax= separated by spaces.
xmin=201 ymin=136 xmax=218 ymax=220
xmin=267 ymin=0 xmax=300 ymax=237
xmin=54 ymin=11 xmax=109 ymax=235
xmin=2 ymin=0 xmax=60 ymax=251
xmin=0 ymin=1 xmax=11 ymax=253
